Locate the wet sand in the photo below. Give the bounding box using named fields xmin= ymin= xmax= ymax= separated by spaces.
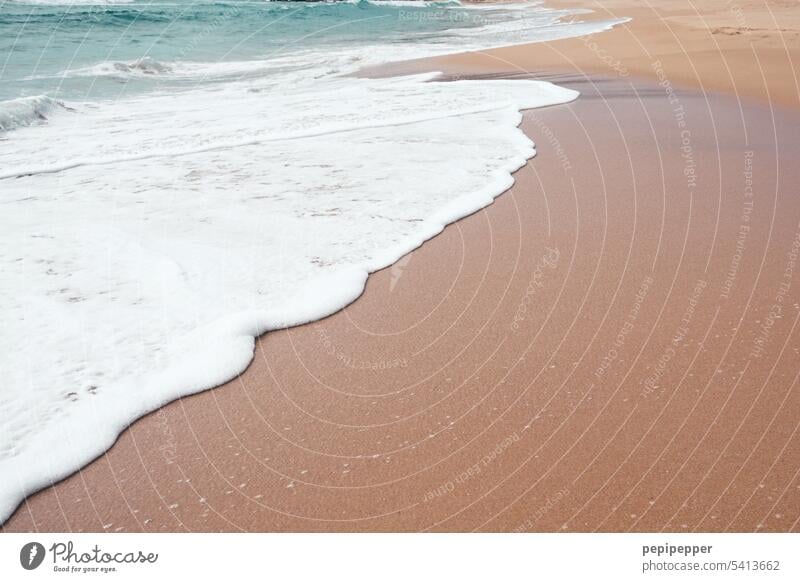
xmin=4 ymin=71 xmax=800 ymax=531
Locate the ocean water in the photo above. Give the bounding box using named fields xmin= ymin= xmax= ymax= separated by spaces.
xmin=0 ymin=0 xmax=624 ymax=522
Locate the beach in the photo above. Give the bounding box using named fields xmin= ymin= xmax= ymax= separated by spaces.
xmin=379 ymin=0 xmax=800 ymax=108
xmin=3 ymin=0 xmax=800 ymax=532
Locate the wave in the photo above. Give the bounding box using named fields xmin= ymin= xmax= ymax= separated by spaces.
xmin=0 ymin=79 xmax=576 ymax=181
xmin=0 ymin=95 xmax=65 ymax=133
xmin=0 ymin=73 xmax=578 ymax=525
xmin=67 ymin=56 xmax=174 ymax=78
xmin=56 ymin=55 xmax=300 ymax=82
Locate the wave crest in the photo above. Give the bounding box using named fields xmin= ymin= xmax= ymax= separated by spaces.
xmin=0 ymin=95 xmax=64 ymax=133
xmin=71 ymin=56 xmax=174 ymax=78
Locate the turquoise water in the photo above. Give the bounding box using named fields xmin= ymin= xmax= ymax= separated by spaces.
xmin=1 ymin=0 xmax=537 ymax=101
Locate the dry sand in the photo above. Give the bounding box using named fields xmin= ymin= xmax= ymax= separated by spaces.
xmin=3 ymin=1 xmax=800 ymax=532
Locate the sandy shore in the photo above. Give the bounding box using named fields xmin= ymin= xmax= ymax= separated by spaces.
xmin=4 ymin=1 xmax=800 ymax=532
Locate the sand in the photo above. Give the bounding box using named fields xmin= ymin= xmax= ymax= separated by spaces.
xmin=4 ymin=1 xmax=800 ymax=532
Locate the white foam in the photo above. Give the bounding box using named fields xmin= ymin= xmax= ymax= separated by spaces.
xmin=57 ymin=56 xmax=292 ymax=82
xmin=70 ymin=56 xmax=175 ymax=78
xmin=0 ymin=4 xmax=623 ymax=523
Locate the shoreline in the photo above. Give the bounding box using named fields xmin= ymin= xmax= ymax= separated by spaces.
xmin=374 ymin=0 xmax=800 ymax=109
xmin=5 ymin=71 xmax=799 ymax=531
xmin=4 ymin=0 xmax=800 ymax=532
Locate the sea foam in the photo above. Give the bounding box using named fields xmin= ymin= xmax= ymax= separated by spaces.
xmin=0 ymin=95 xmax=65 ymax=133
